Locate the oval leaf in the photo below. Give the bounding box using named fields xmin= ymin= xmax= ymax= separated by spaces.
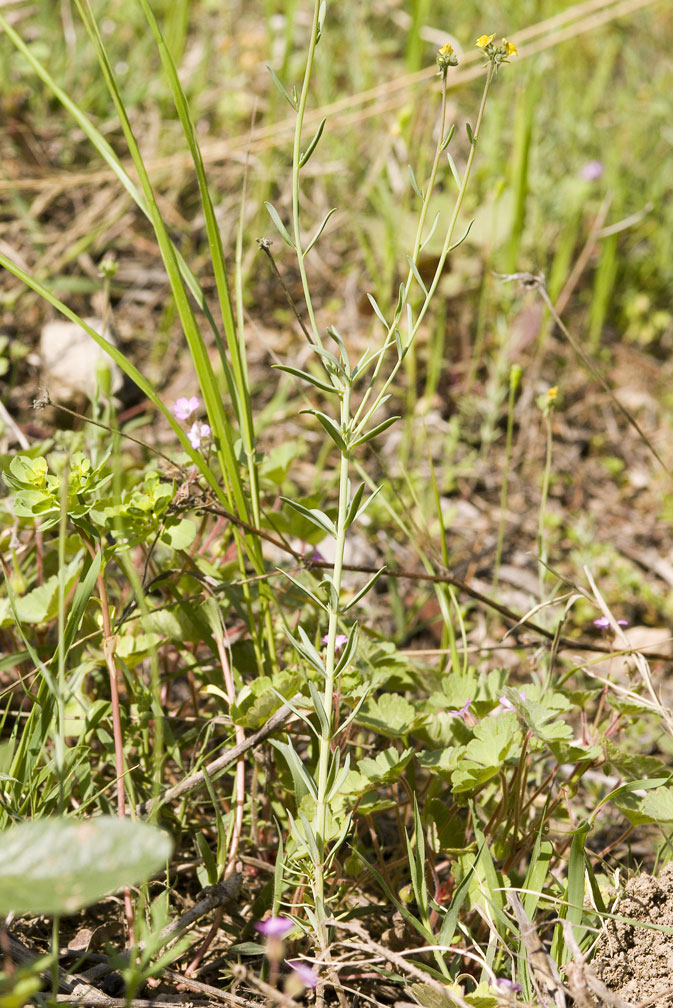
xmin=0 ymin=817 xmax=172 ymax=916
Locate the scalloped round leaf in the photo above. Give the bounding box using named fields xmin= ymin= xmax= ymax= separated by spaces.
xmin=0 ymin=817 xmax=172 ymax=916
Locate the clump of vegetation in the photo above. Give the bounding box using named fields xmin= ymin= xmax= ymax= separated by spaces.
xmin=1 ymin=2 xmax=673 ymax=1006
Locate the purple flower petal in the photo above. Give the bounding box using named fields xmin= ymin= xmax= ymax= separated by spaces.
xmin=491 ymin=977 xmax=522 ymax=992
xmin=447 ymin=698 xmax=473 ymax=721
xmin=593 ymin=616 xmax=628 ymax=629
xmin=579 ymin=160 xmax=604 ymax=181
xmin=255 ymin=916 xmax=293 ymax=938
xmin=172 ymin=396 xmax=201 ymax=420
xmin=498 ymin=691 xmax=526 ymax=712
xmin=287 ymin=959 xmax=319 ymax=988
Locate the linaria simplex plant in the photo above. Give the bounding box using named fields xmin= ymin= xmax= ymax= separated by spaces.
xmin=262 ymin=12 xmax=516 ymax=978
xmin=0 ymin=2 xmax=519 ymax=995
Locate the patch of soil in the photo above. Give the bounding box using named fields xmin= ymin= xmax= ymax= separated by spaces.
xmin=592 ymin=862 xmax=673 ymax=1005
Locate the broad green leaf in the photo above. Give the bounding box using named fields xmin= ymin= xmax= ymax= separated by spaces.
xmin=358 ymin=747 xmax=415 ymax=786
xmin=640 ymin=786 xmax=673 ymax=821
xmin=0 ymin=556 xmax=83 ymax=629
xmin=160 ymin=517 xmax=196 ymax=549
xmin=0 ymin=817 xmax=171 ymax=915
xmin=357 ymin=693 xmax=416 ymax=737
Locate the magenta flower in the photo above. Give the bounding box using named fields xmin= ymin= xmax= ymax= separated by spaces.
xmin=447 ymin=698 xmax=473 ymax=722
xmin=188 ymin=422 xmax=211 ymax=449
xmin=593 ymin=616 xmax=628 ymax=629
xmin=498 ymin=692 xmax=526 ymax=713
xmin=287 ymin=959 xmax=319 ymax=988
xmin=491 ymin=977 xmax=522 ymax=993
xmin=255 ymin=916 xmax=293 ymax=938
xmin=322 ymin=633 xmax=348 ymax=652
xmin=172 ymin=396 xmax=201 ymax=420
xmin=579 ymin=160 xmax=604 ymax=181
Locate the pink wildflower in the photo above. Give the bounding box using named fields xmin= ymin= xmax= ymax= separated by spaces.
xmin=498 ymin=692 xmax=526 ymax=712
xmin=579 ymin=160 xmax=604 ymax=181
xmin=188 ymin=422 xmax=211 ymax=449
xmin=287 ymin=960 xmax=319 ymax=988
xmin=255 ymin=916 xmax=293 ymax=938
xmin=172 ymin=396 xmax=201 ymax=420
xmin=447 ymin=698 xmax=473 ymax=722
xmin=322 ymin=633 xmax=348 ymax=652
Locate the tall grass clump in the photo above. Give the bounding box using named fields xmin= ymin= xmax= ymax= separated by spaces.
xmin=3 ymin=3 xmax=673 ymax=1007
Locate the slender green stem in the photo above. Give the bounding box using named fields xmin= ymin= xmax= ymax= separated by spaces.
xmin=538 ymin=402 xmax=555 ymax=598
xmin=313 ymin=385 xmax=351 ymax=945
xmin=291 ymin=0 xmax=323 ymax=348
xmin=354 ymin=63 xmax=495 ymax=434
xmin=494 ymin=364 xmax=521 ymax=589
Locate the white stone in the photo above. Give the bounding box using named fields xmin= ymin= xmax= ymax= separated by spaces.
xmin=40 ymin=317 xmax=122 ymax=402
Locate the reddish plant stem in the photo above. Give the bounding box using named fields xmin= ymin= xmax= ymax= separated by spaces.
xmin=83 ymin=537 xmax=135 ymax=942
xmin=186 ymin=623 xmax=246 ymax=976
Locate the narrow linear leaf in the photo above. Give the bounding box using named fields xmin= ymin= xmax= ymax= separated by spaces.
xmin=264 ymin=201 xmax=296 ymax=248
xmin=354 ymin=484 xmax=382 ymax=523
xmin=269 ymin=687 xmax=317 ymax=736
xmin=299 ymin=116 xmax=327 ymax=167
xmin=335 ymin=623 xmax=359 ymax=674
xmin=446 ymin=150 xmax=461 ymax=189
xmin=270 ymin=739 xmax=316 ymax=802
xmin=408 ymin=164 xmax=424 ymax=199
xmin=395 ymin=282 xmax=406 ymax=318
xmin=277 ymin=569 xmax=326 ymax=611
xmin=326 ymin=755 xmax=351 ymax=803
xmin=420 ymin=211 xmax=441 ymax=252
xmin=336 ymin=686 xmax=373 ymax=736
xmin=343 ymin=566 xmax=387 ymax=611
xmin=58 ymin=547 xmax=102 ymax=660
xmin=440 ymin=123 xmax=455 ymax=152
xmin=305 ymin=208 xmax=337 ymax=256
xmin=284 ymin=626 xmax=324 ymax=675
xmin=449 ymin=218 xmax=474 ymax=252
xmin=301 ymin=410 xmax=349 ymax=454
xmin=266 ymin=64 xmax=296 ymax=109
xmin=308 ymin=680 xmax=330 ymax=736
xmin=272 ymin=363 xmax=340 ymax=395
xmin=465 ymin=121 xmax=474 ymax=144
xmin=281 ymin=497 xmax=337 ymax=538
xmin=345 ymin=483 xmax=366 ymax=528
xmin=351 ymin=416 xmax=400 ymax=449
xmin=311 ymin=344 xmax=344 ymax=373
xmin=366 ymin=293 xmax=389 ymax=329
xmin=407 ymin=256 xmax=428 ymax=297
xmin=319 ymin=576 xmax=339 ymax=611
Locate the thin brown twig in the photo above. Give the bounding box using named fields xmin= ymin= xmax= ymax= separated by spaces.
xmin=136 ymin=700 xmax=300 ymax=816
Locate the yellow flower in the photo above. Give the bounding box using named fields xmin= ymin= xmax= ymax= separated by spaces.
xmin=436 ymin=42 xmax=458 ymax=71
xmin=502 ymin=38 xmax=517 ymax=56
xmin=475 ymin=33 xmax=495 ymax=49
xmin=547 ymin=386 xmax=558 ymax=403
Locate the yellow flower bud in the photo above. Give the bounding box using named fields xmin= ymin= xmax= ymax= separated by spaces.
xmin=502 ymin=39 xmax=517 ymax=56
